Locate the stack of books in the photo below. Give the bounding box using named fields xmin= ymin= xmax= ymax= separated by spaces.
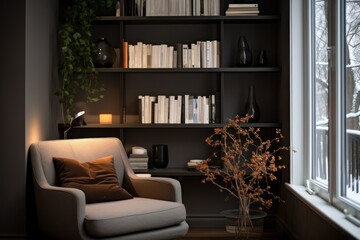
xmin=186 ymin=159 xmax=203 ymax=170
xmin=128 ymin=148 xmax=149 ymax=170
xmin=225 ymin=3 xmax=259 ymax=16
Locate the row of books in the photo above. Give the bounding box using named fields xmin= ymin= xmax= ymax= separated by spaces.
xmin=123 ymin=40 xmax=220 ymax=69
xmin=138 ymin=94 xmax=219 ymax=124
xmin=124 ymin=0 xmax=221 ymax=16
xmin=225 ymin=3 xmax=259 ymax=16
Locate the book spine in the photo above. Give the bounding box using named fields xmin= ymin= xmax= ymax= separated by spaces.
xmin=123 ymin=41 xmax=129 ymax=68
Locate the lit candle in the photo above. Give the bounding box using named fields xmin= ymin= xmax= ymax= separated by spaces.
xmin=99 ymin=114 xmax=113 ymax=124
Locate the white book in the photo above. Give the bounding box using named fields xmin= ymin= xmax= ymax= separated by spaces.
xmin=169 ymin=0 xmax=176 ymax=16
xmin=226 ymin=10 xmax=260 ymax=14
xmin=144 ymin=95 xmax=151 ymax=123
xmin=217 ymin=41 xmax=220 ymax=67
xmin=142 ymin=43 xmax=148 ymax=68
xmin=169 ymin=95 xmax=176 ymax=123
xmin=154 ymin=102 xmax=159 ymax=123
xmin=211 ymin=40 xmax=217 ymax=68
xmin=164 ymin=96 xmax=169 ymax=123
xmin=203 ymin=96 xmax=209 ymax=123
xmin=177 ymin=95 xmax=182 ymax=123
xmin=188 ymin=95 xmax=194 ymax=123
xmin=129 ymin=44 xmax=135 ymax=68
xmin=214 ymin=0 xmax=220 ymax=16
xmin=151 ymin=45 xmax=161 ymax=68
xmin=184 ymin=95 xmax=189 ymax=123
xmin=195 ymin=0 xmax=201 ymax=16
xmin=185 ymin=0 xmax=192 ymax=16
xmin=206 ymin=40 xmax=211 ymax=68
xmin=160 ymin=44 xmax=167 ymax=68
xmin=225 ymin=12 xmax=258 ymax=16
xmin=179 ymin=0 xmax=186 ymax=16
xmin=188 ymin=48 xmax=192 ymax=68
xmin=228 ymin=3 xmax=258 ymax=8
xmin=158 ymin=95 xmax=166 ymax=123
xmin=198 ymin=96 xmax=203 ymax=123
xmin=201 ymin=41 xmax=206 ymax=68
xmin=168 ymin=46 xmax=174 ymax=68
xmin=182 ymin=44 xmax=189 ymax=68
xmin=134 ymin=42 xmax=143 ymax=68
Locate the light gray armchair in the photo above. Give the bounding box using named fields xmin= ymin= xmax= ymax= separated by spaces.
xmin=29 ymin=137 xmax=188 ymax=240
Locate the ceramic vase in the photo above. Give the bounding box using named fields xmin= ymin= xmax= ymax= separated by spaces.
xmin=237 ymin=36 xmax=252 ymax=67
xmin=93 ymin=37 xmax=116 ymax=68
xmin=244 ymin=84 xmax=260 ymax=122
xmin=152 ymin=144 xmax=169 ymax=168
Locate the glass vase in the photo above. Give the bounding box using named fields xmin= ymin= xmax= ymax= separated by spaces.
xmin=243 ymin=84 xmax=260 ymax=122
xmin=237 ymin=36 xmax=252 ymax=67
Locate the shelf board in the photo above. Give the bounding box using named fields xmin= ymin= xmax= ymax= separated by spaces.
xmin=96 ymin=67 xmax=281 ymax=73
xmin=58 ymin=123 xmax=282 ymax=129
xmin=95 ymin=15 xmax=280 ymax=23
xmin=134 ymin=167 xmax=205 ymax=177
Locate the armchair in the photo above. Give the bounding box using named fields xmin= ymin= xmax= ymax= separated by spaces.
xmin=29 ymin=137 xmax=188 ymax=239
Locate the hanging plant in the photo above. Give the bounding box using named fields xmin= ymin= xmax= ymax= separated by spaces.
xmin=57 ymin=0 xmax=116 ymax=123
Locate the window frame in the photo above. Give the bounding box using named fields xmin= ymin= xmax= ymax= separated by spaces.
xmin=289 ymin=0 xmax=360 ymax=234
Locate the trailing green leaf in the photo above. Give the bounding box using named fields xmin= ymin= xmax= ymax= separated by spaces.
xmin=57 ymin=0 xmax=116 ymax=122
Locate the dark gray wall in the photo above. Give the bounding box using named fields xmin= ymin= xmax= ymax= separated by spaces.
xmin=0 ymin=0 xmax=26 ymax=237
xmin=0 ymin=0 xmax=58 ymax=238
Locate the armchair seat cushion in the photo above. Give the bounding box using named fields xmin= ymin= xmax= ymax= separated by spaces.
xmin=84 ymin=197 xmax=187 ymax=238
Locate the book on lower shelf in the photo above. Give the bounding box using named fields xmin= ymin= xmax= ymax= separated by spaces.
xmin=123 ymin=40 xmax=220 ymax=69
xmin=138 ymin=93 xmax=219 ymax=124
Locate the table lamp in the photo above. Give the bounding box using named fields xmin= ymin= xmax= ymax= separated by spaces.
xmin=64 ymin=111 xmax=85 ymax=139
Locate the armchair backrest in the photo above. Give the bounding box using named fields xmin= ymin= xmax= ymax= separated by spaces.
xmin=30 ymin=137 xmax=129 ymax=187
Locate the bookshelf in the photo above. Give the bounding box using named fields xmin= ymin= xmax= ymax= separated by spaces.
xmin=60 ymin=0 xmax=289 ymax=227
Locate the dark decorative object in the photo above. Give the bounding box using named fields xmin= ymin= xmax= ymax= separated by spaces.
xmin=257 ymin=49 xmax=268 ymax=67
xmin=244 ymin=84 xmax=260 ymax=122
xmin=93 ymin=37 xmax=117 ymax=68
xmin=237 ymin=36 xmax=252 ymax=67
xmin=152 ymin=144 xmax=169 ymax=168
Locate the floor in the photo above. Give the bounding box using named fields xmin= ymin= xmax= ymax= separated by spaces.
xmin=175 ymin=217 xmax=290 ymax=240
xmin=175 ymin=228 xmax=290 ymax=240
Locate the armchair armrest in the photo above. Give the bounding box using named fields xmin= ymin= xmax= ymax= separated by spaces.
xmin=33 ymin=181 xmax=87 ymax=240
xmin=125 ymin=175 xmax=183 ymax=203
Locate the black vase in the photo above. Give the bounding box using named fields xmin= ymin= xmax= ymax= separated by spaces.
xmin=243 ymin=84 xmax=260 ymax=122
xmin=237 ymin=36 xmax=252 ymax=67
xmin=93 ymin=37 xmax=116 ymax=68
xmin=152 ymin=144 xmax=169 ymax=168
xmin=257 ymin=50 xmax=268 ymax=67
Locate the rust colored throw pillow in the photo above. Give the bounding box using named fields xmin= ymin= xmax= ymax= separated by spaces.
xmin=53 ymin=155 xmax=133 ymax=204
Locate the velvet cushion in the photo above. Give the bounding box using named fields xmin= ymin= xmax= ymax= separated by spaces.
xmin=53 ymin=155 xmax=133 ymax=203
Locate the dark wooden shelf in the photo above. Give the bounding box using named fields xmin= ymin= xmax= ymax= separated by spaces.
xmin=96 ymin=67 xmax=281 ymax=73
xmin=134 ymin=167 xmax=204 ymax=177
xmin=59 ymin=123 xmax=282 ymax=129
xmin=95 ymin=15 xmax=280 ymax=24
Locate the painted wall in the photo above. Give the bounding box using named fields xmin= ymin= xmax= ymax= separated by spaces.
xmin=0 ymin=0 xmax=58 ymax=238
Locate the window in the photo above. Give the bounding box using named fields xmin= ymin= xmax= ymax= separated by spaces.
xmin=343 ymin=0 xmax=360 ymax=205
xmin=309 ymin=0 xmax=360 ymax=218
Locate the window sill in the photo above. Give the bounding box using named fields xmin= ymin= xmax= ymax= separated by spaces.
xmin=285 ymin=183 xmax=360 ymax=239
